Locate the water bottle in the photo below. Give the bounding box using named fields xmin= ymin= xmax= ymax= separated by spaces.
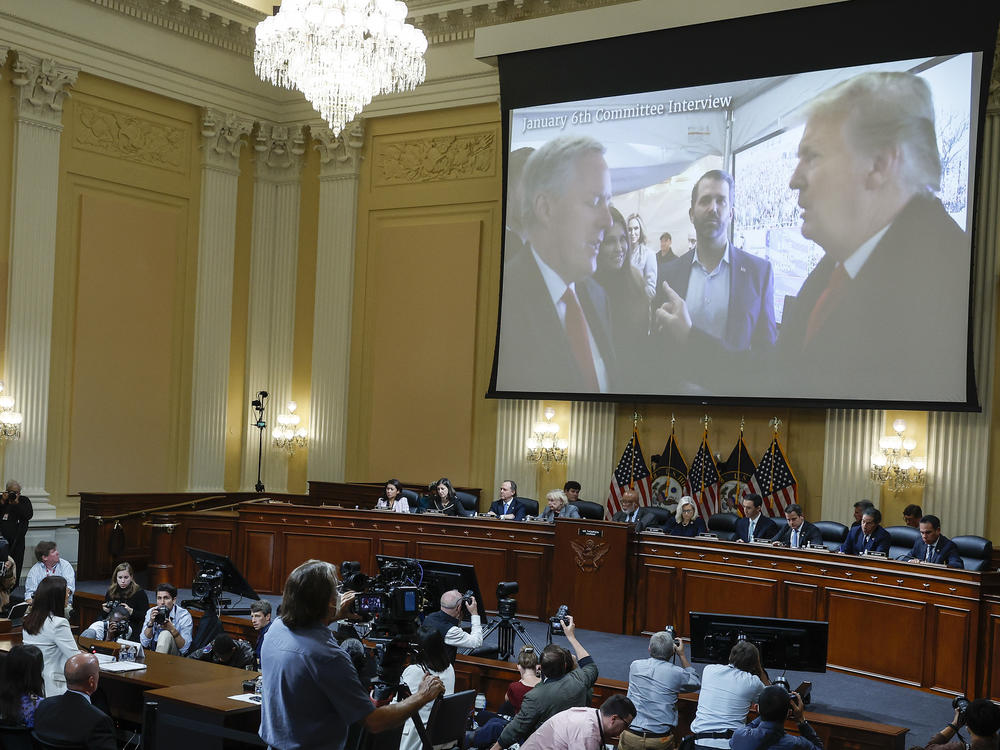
xmin=255 ymin=675 xmax=263 ymax=698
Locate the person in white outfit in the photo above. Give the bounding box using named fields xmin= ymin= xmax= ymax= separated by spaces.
xmin=21 ymin=575 xmax=82 ymax=697
xmin=397 ymin=624 xmax=456 ymax=750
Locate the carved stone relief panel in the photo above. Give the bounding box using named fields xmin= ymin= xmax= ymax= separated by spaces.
xmin=373 ymin=130 xmax=496 ymax=185
xmin=72 ymin=97 xmax=191 ymax=174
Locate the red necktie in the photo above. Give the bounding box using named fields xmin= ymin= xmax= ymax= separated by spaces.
xmin=562 ymin=287 xmax=600 ymax=390
xmin=805 ymin=264 xmax=848 ymax=346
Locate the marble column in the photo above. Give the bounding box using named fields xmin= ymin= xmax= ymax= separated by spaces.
xmin=821 ymin=409 xmax=882 ymax=523
xmin=307 ymin=122 xmax=364 ymax=483
xmin=3 ymin=53 xmax=78 ymax=512
xmin=188 ymin=109 xmax=253 ymax=491
xmin=567 ymin=401 xmax=616 ymax=504
xmin=494 ymin=400 xmax=541 ymax=502
xmin=240 ymin=125 xmax=305 ymax=492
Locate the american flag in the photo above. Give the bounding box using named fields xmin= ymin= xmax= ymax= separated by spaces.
xmin=748 ymin=436 xmax=798 ymax=517
xmin=688 ymin=434 xmax=721 ymax=520
xmin=606 ymin=430 xmax=653 ymax=518
xmin=719 ymin=435 xmax=756 ymax=515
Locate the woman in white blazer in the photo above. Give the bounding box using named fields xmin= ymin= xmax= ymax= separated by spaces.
xmin=21 ymin=575 xmax=81 ymax=696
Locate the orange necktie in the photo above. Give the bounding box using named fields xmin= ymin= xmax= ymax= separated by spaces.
xmin=804 ymin=264 xmax=849 ymax=346
xmin=562 ymin=287 xmax=600 ymax=391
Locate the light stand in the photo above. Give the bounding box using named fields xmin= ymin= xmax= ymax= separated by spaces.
xmin=251 ymin=390 xmax=268 ymax=493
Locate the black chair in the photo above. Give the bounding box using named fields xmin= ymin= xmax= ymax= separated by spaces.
xmin=707 ymin=513 xmax=737 ymax=541
xmin=770 ymin=516 xmax=789 ymax=537
xmin=643 ymin=506 xmax=673 ymax=528
xmin=454 ymin=492 xmax=478 ymax=516
xmin=516 ymin=497 xmax=539 ymax=518
xmin=886 ymin=525 xmax=921 ymax=560
xmin=951 ymin=535 xmax=993 ymax=571
xmin=6 ymin=601 xmax=29 ymax=624
xmin=813 ymin=521 xmax=849 ymax=552
xmin=425 ymin=689 xmax=477 ymax=749
xmin=401 ymin=489 xmax=420 ymax=508
xmin=0 ymin=724 xmax=33 ymax=750
xmin=571 ymin=500 xmax=605 ymax=520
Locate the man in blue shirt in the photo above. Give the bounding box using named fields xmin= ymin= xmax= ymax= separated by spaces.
xmin=731 ymin=686 xmax=822 ymax=749
xmin=260 ymin=559 xmax=444 ymax=750
xmin=140 ymin=583 xmax=193 ymax=655
xmin=839 ymin=507 xmax=891 ymax=556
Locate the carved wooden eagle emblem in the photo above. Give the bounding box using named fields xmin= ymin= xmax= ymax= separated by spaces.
xmin=571 ymin=538 xmax=610 ymax=573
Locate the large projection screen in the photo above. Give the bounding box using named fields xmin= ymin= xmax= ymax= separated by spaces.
xmin=488 ymin=0 xmax=998 ymax=410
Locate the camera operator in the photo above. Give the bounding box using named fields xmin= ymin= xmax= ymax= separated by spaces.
xmin=81 ymin=604 xmax=133 ymax=642
xmin=925 ymin=698 xmax=1000 ymax=749
xmin=191 ymin=633 xmax=255 ymax=669
xmin=423 ymin=589 xmax=483 ymax=662
xmin=0 ymin=480 xmax=32 ymax=584
xmin=730 ymin=685 xmax=822 ymax=749
xmin=140 ymin=583 xmax=193 ymax=655
xmin=491 ymin=615 xmax=599 ymax=750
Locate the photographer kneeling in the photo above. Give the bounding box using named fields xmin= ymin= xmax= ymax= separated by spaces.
xmin=140 ymin=583 xmax=193 ymax=655
xmin=925 ymin=698 xmax=1000 ymax=750
xmin=730 ymin=686 xmax=821 ymax=749
xmin=81 ymin=604 xmax=133 ymax=642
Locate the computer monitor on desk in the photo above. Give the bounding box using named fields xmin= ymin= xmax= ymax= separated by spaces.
xmin=689 ymin=612 xmax=828 ymax=673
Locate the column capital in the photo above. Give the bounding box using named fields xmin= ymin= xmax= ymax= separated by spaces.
xmin=313 ymin=120 xmax=365 ymax=180
xmin=11 ymin=52 xmax=79 ymax=128
xmin=201 ymin=108 xmax=254 ymax=173
xmin=253 ymin=123 xmax=306 ymax=183
xmin=0 ymin=47 xmax=10 ymax=79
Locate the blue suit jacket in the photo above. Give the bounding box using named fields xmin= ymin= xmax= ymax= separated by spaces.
xmin=657 ymin=245 xmax=777 ymax=352
xmin=735 ymin=514 xmax=778 ymax=542
xmin=840 ymin=525 xmax=891 ymax=555
xmin=905 ymin=534 xmax=964 ymax=568
xmin=488 ymin=497 xmax=527 ymax=521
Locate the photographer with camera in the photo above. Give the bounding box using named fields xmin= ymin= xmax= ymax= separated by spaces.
xmin=924 ymin=697 xmax=1000 ymax=749
xmin=140 ymin=583 xmax=193 ymax=655
xmin=0 ymin=480 xmax=32 ymax=584
xmin=491 ymin=615 xmax=599 ymax=750
xmin=621 ymin=629 xmax=701 ymax=749
xmin=423 ymin=588 xmax=483 ymax=662
xmin=101 ymin=562 xmax=150 ymax=638
xmin=730 ymin=685 xmax=822 ymax=749
xmin=80 ymin=604 xmax=133 ymax=642
xmin=191 ymin=633 xmax=256 ymax=669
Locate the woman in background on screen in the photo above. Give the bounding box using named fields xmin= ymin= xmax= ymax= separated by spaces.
xmin=376 ymin=479 xmax=410 ymax=513
xmin=424 ymin=478 xmax=462 ymax=516
xmin=626 ymin=212 xmax=657 ymax=300
xmin=595 ymin=206 xmax=650 ymax=364
xmin=667 ymin=496 xmax=707 ymax=537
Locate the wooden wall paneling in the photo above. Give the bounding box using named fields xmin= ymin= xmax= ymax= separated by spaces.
xmin=378 ymin=539 xmax=411 ymax=559
xmin=415 ymin=542 xmax=511 ymax=615
xmin=682 ymin=569 xmax=779 ymax=620
xmin=286 ymin=532 xmax=374 ymax=582
xmin=510 ymin=548 xmax=549 ymax=620
xmin=825 ymin=589 xmax=925 ymax=685
xmin=986 ymin=601 xmax=1000 ymax=701
xmin=927 ymin=605 xmax=971 ymax=694
xmin=552 ymin=521 xmax=629 ymax=634
xmin=243 ymin=531 xmax=279 ymax=595
xmin=639 ymin=565 xmax=677 ymax=635
xmin=170 ymin=512 xmax=238 ymax=585
xmin=784 ymin=582 xmax=820 ymax=621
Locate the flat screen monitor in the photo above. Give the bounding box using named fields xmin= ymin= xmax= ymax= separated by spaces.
xmin=375 ymin=555 xmax=485 ymax=622
xmin=689 ymin=611 xmax=828 ymax=673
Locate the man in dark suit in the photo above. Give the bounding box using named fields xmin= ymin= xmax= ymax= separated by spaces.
xmin=900 ymin=514 xmax=964 ymax=568
xmin=774 ymin=503 xmax=823 ymax=548
xmin=495 ymin=135 xmax=618 ymax=394
xmin=851 ymin=500 xmax=874 ymax=528
xmin=735 ymin=494 xmax=778 ymax=542
xmin=34 ymin=653 xmax=116 ymax=750
xmin=653 ymin=72 xmax=970 ymax=403
xmin=840 ymin=506 xmax=891 ymax=556
xmin=612 ymin=489 xmax=653 ymax=532
xmin=656 ymin=170 xmax=776 ymax=354
xmin=488 ymin=479 xmax=527 ymax=521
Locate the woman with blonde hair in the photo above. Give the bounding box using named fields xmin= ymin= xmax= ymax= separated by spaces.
xmin=538 ymin=489 xmax=581 ymax=522
xmin=103 ymin=561 xmax=150 ymax=637
xmin=667 ymin=496 xmax=707 ymax=537
xmin=625 ymin=212 xmax=657 ymax=299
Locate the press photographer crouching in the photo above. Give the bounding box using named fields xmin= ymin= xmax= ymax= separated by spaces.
xmin=191 ymin=633 xmax=255 ymax=669
xmin=922 ymin=697 xmax=1000 ymax=750
xmin=730 ymin=685 xmax=821 ymax=749
xmin=140 ymin=583 xmax=193 ymax=655
xmin=80 ymin=604 xmax=133 ymax=642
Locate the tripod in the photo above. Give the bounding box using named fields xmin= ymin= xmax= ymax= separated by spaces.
xmin=480 ymin=597 xmax=537 ymax=660
xmin=251 ymin=390 xmax=268 ymax=492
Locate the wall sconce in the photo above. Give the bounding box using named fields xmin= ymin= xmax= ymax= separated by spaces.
xmin=0 ymin=382 xmax=23 ymax=441
xmin=272 ymin=401 xmax=308 ymax=456
xmin=526 ymin=407 xmax=568 ymax=472
xmin=870 ymin=418 xmax=926 ymax=494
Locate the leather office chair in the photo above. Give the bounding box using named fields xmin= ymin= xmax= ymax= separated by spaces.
xmin=454 ymin=492 xmax=477 ymax=516
xmin=707 ymin=513 xmax=738 ymax=541
xmin=770 ymin=516 xmax=788 ymax=536
xmin=425 ymin=689 xmax=477 ymax=749
xmin=813 ymin=521 xmax=849 ymax=552
xmin=951 ymin=535 xmax=993 ymax=571
xmin=642 ymin=506 xmax=673 ymax=528
xmin=886 ymin=525 xmax=921 ymax=560
xmin=516 ymin=497 xmax=539 ymax=517
xmin=571 ymin=500 xmax=605 ymax=520
xmin=401 ymin=489 xmax=420 ymax=509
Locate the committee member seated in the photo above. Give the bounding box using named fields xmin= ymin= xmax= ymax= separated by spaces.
xmin=730 ymin=686 xmax=821 ymax=749
xmin=620 ymin=630 xmax=700 ymax=749
xmin=492 ymin=616 xmax=599 ymax=750
xmin=488 ymin=480 xmax=528 ymax=520
xmin=375 ymin=478 xmax=410 ymax=513
xmin=33 ymin=653 xmax=116 ymax=750
xmin=24 ymin=540 xmax=76 ymax=607
xmin=902 ymin=504 xmax=923 ymax=529
xmin=140 ymin=583 xmax=193 ymax=655
xmin=260 ymin=560 xmax=444 ymax=750
xmin=539 ymin=489 xmax=581 ymax=522
xmin=840 ymin=506 xmax=891 ymax=556
xmin=690 ymin=641 xmax=770 ymax=748
xmin=774 ymin=504 xmax=823 ymax=548
xmin=900 ymin=515 xmax=964 ymax=569
xmin=521 ymin=695 xmax=636 ymax=750
xmin=423 ymin=477 xmax=466 ymax=516
xmin=21 ymin=576 xmax=82 ymax=697
xmin=924 ymin=697 xmax=1000 ymax=750
xmin=250 ymin=599 xmax=272 ymax=669
xmin=422 ymin=589 xmax=483 ymax=661
xmin=735 ymin=494 xmax=777 ymax=542
xmin=613 ymin=489 xmax=653 ymax=532
xmin=191 ymin=633 xmax=256 ymax=669
xmin=80 ymin=604 xmax=133 ymax=642
xmin=563 ymin=481 xmax=582 ymax=503
xmin=666 ymin=496 xmax=707 ymax=537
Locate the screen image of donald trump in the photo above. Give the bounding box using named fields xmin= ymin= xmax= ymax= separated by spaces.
xmin=496 ymin=135 xmax=619 ymax=393
xmin=654 ymin=71 xmax=969 ymax=401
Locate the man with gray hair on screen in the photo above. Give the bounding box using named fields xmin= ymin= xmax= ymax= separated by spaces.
xmin=496 ymin=134 xmax=618 ymax=393
xmin=655 ymin=71 xmax=969 ymax=400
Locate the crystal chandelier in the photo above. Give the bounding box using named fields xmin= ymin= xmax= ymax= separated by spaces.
xmin=273 ymin=401 xmax=309 ymax=456
xmin=0 ymin=382 xmax=22 ymax=441
xmin=870 ymin=418 xmax=926 ymax=494
xmin=526 ymin=407 xmax=569 ymax=472
xmin=254 ymin=0 xmax=428 ymax=136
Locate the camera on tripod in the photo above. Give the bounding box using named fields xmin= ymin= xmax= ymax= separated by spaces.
xmin=496 ymin=581 xmax=519 ymax=618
